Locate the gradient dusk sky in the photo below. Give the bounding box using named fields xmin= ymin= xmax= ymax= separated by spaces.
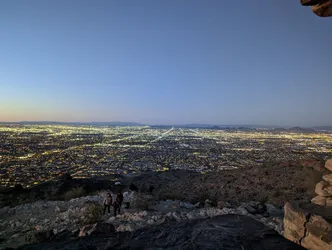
xmin=0 ymin=1 xmax=331 ymax=126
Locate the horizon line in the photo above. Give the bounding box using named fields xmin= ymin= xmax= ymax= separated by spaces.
xmin=0 ymin=120 xmax=331 ymax=128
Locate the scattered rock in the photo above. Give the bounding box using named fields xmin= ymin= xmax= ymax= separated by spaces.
xmin=323 ymin=174 xmax=332 ymax=185
xmin=204 ymin=199 xmax=213 ymax=208
xmin=243 ymin=204 xmax=257 ymax=214
xmin=236 ymin=205 xmax=249 ymax=215
xmin=327 ymin=198 xmax=332 ymax=206
xmin=262 ymin=211 xmax=270 ymax=217
xmin=311 ymin=196 xmax=327 ymax=206
xmin=217 ymin=200 xmax=231 ymax=209
xmin=71 ymin=229 xmax=79 ymax=236
xmin=10 ymin=233 xmax=20 ymax=239
xmin=326 ymin=159 xmax=332 ymax=172
xmin=315 ymin=180 xmax=331 ymax=197
xmin=194 ymin=202 xmax=202 ymax=208
xmin=54 ymin=206 xmax=60 ymax=213
xmin=179 ymin=201 xmax=194 ymax=209
xmin=265 ymin=204 xmax=283 ymax=217
xmin=117 ymin=223 xmax=134 ymax=232
xmin=147 ymin=219 xmax=154 ymax=225
xmin=325 ymin=186 xmax=332 ymax=195
xmin=43 ymin=219 xmax=50 ymax=224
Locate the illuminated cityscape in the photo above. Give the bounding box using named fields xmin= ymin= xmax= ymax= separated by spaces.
xmin=0 ymin=124 xmax=331 ymax=188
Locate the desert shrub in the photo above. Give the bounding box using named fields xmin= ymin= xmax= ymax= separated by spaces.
xmin=64 ymin=187 xmax=86 ymax=201
xmin=159 ymin=192 xmax=181 ymax=201
xmin=272 ymin=190 xmax=282 ymax=198
xmin=302 ymin=167 xmax=323 ymax=188
xmin=81 ymin=201 xmax=103 ymax=224
xmin=131 ymin=192 xmax=153 ymax=210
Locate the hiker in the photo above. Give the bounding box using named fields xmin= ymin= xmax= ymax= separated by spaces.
xmin=103 ymin=193 xmax=112 ymax=215
xmin=149 ymin=185 xmax=154 ymax=194
xmin=123 ymin=189 xmax=131 ymax=209
xmin=129 ymin=183 xmax=138 ymax=192
xmin=113 ymin=191 xmax=124 ymax=216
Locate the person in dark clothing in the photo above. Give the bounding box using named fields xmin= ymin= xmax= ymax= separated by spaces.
xmin=129 ymin=183 xmax=138 ymax=192
xmin=149 ymin=185 xmax=154 ymax=194
xmin=103 ymin=193 xmax=112 ymax=215
xmin=113 ymin=191 xmax=124 ymax=216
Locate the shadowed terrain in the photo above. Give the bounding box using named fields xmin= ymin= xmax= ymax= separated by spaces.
xmin=19 ymin=215 xmax=304 ymax=250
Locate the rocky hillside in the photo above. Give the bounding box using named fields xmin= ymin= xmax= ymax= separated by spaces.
xmin=128 ymin=160 xmax=326 ymax=206
xmin=0 ymin=159 xmax=328 ymax=249
xmin=0 ymin=191 xmax=303 ymax=250
xmin=0 ymin=192 xmax=287 ymax=249
xmin=1 ymin=159 xmax=324 ymax=210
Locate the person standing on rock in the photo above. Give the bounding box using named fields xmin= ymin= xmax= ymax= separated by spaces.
xmin=123 ymin=189 xmax=131 ymax=209
xmin=103 ymin=193 xmax=112 ymax=215
xmin=113 ymin=191 xmax=124 ymax=216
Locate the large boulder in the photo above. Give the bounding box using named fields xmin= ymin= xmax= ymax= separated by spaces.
xmin=325 ymin=186 xmax=332 ymax=195
xmin=323 ymin=174 xmax=332 ymax=185
xmin=315 ymin=180 xmax=332 ymax=197
xmin=311 ymin=196 xmax=327 ymax=206
xmin=326 ymin=159 xmax=332 ymax=172
xmin=265 ymin=203 xmax=283 ymax=217
xmin=284 ymin=202 xmax=332 ymax=250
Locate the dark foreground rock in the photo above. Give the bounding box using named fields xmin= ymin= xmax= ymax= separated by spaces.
xmin=19 ymin=214 xmax=304 ymax=250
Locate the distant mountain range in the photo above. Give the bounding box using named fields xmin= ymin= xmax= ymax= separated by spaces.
xmin=0 ymin=121 xmax=145 ymax=126
xmin=0 ymin=121 xmax=331 ymax=131
xmin=312 ymin=126 xmax=332 ymax=131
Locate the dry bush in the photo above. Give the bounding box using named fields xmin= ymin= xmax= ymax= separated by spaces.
xmin=64 ymin=187 xmax=86 ymax=201
xmin=81 ymin=201 xmax=103 ymax=224
xmin=159 ymin=191 xmax=182 ymax=201
xmin=302 ymin=167 xmax=323 ymax=188
xmin=131 ymin=192 xmax=153 ymax=210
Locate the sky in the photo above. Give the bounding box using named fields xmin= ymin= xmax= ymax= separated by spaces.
xmin=0 ymin=1 xmax=331 ymax=126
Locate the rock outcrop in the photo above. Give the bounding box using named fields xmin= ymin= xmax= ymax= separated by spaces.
xmin=311 ymin=159 xmax=332 ymax=206
xmin=284 ymin=159 xmax=332 ymax=250
xmin=326 ymin=159 xmax=332 ymax=172
xmin=301 ymin=0 xmax=332 ymax=17
xmin=284 ymin=202 xmax=332 ymax=250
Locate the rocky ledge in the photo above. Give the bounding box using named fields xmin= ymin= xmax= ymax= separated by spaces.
xmin=284 ymin=159 xmax=332 ymax=250
xmin=0 ymin=194 xmax=285 ymax=249
xmin=301 ymin=0 xmax=332 ymax=17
